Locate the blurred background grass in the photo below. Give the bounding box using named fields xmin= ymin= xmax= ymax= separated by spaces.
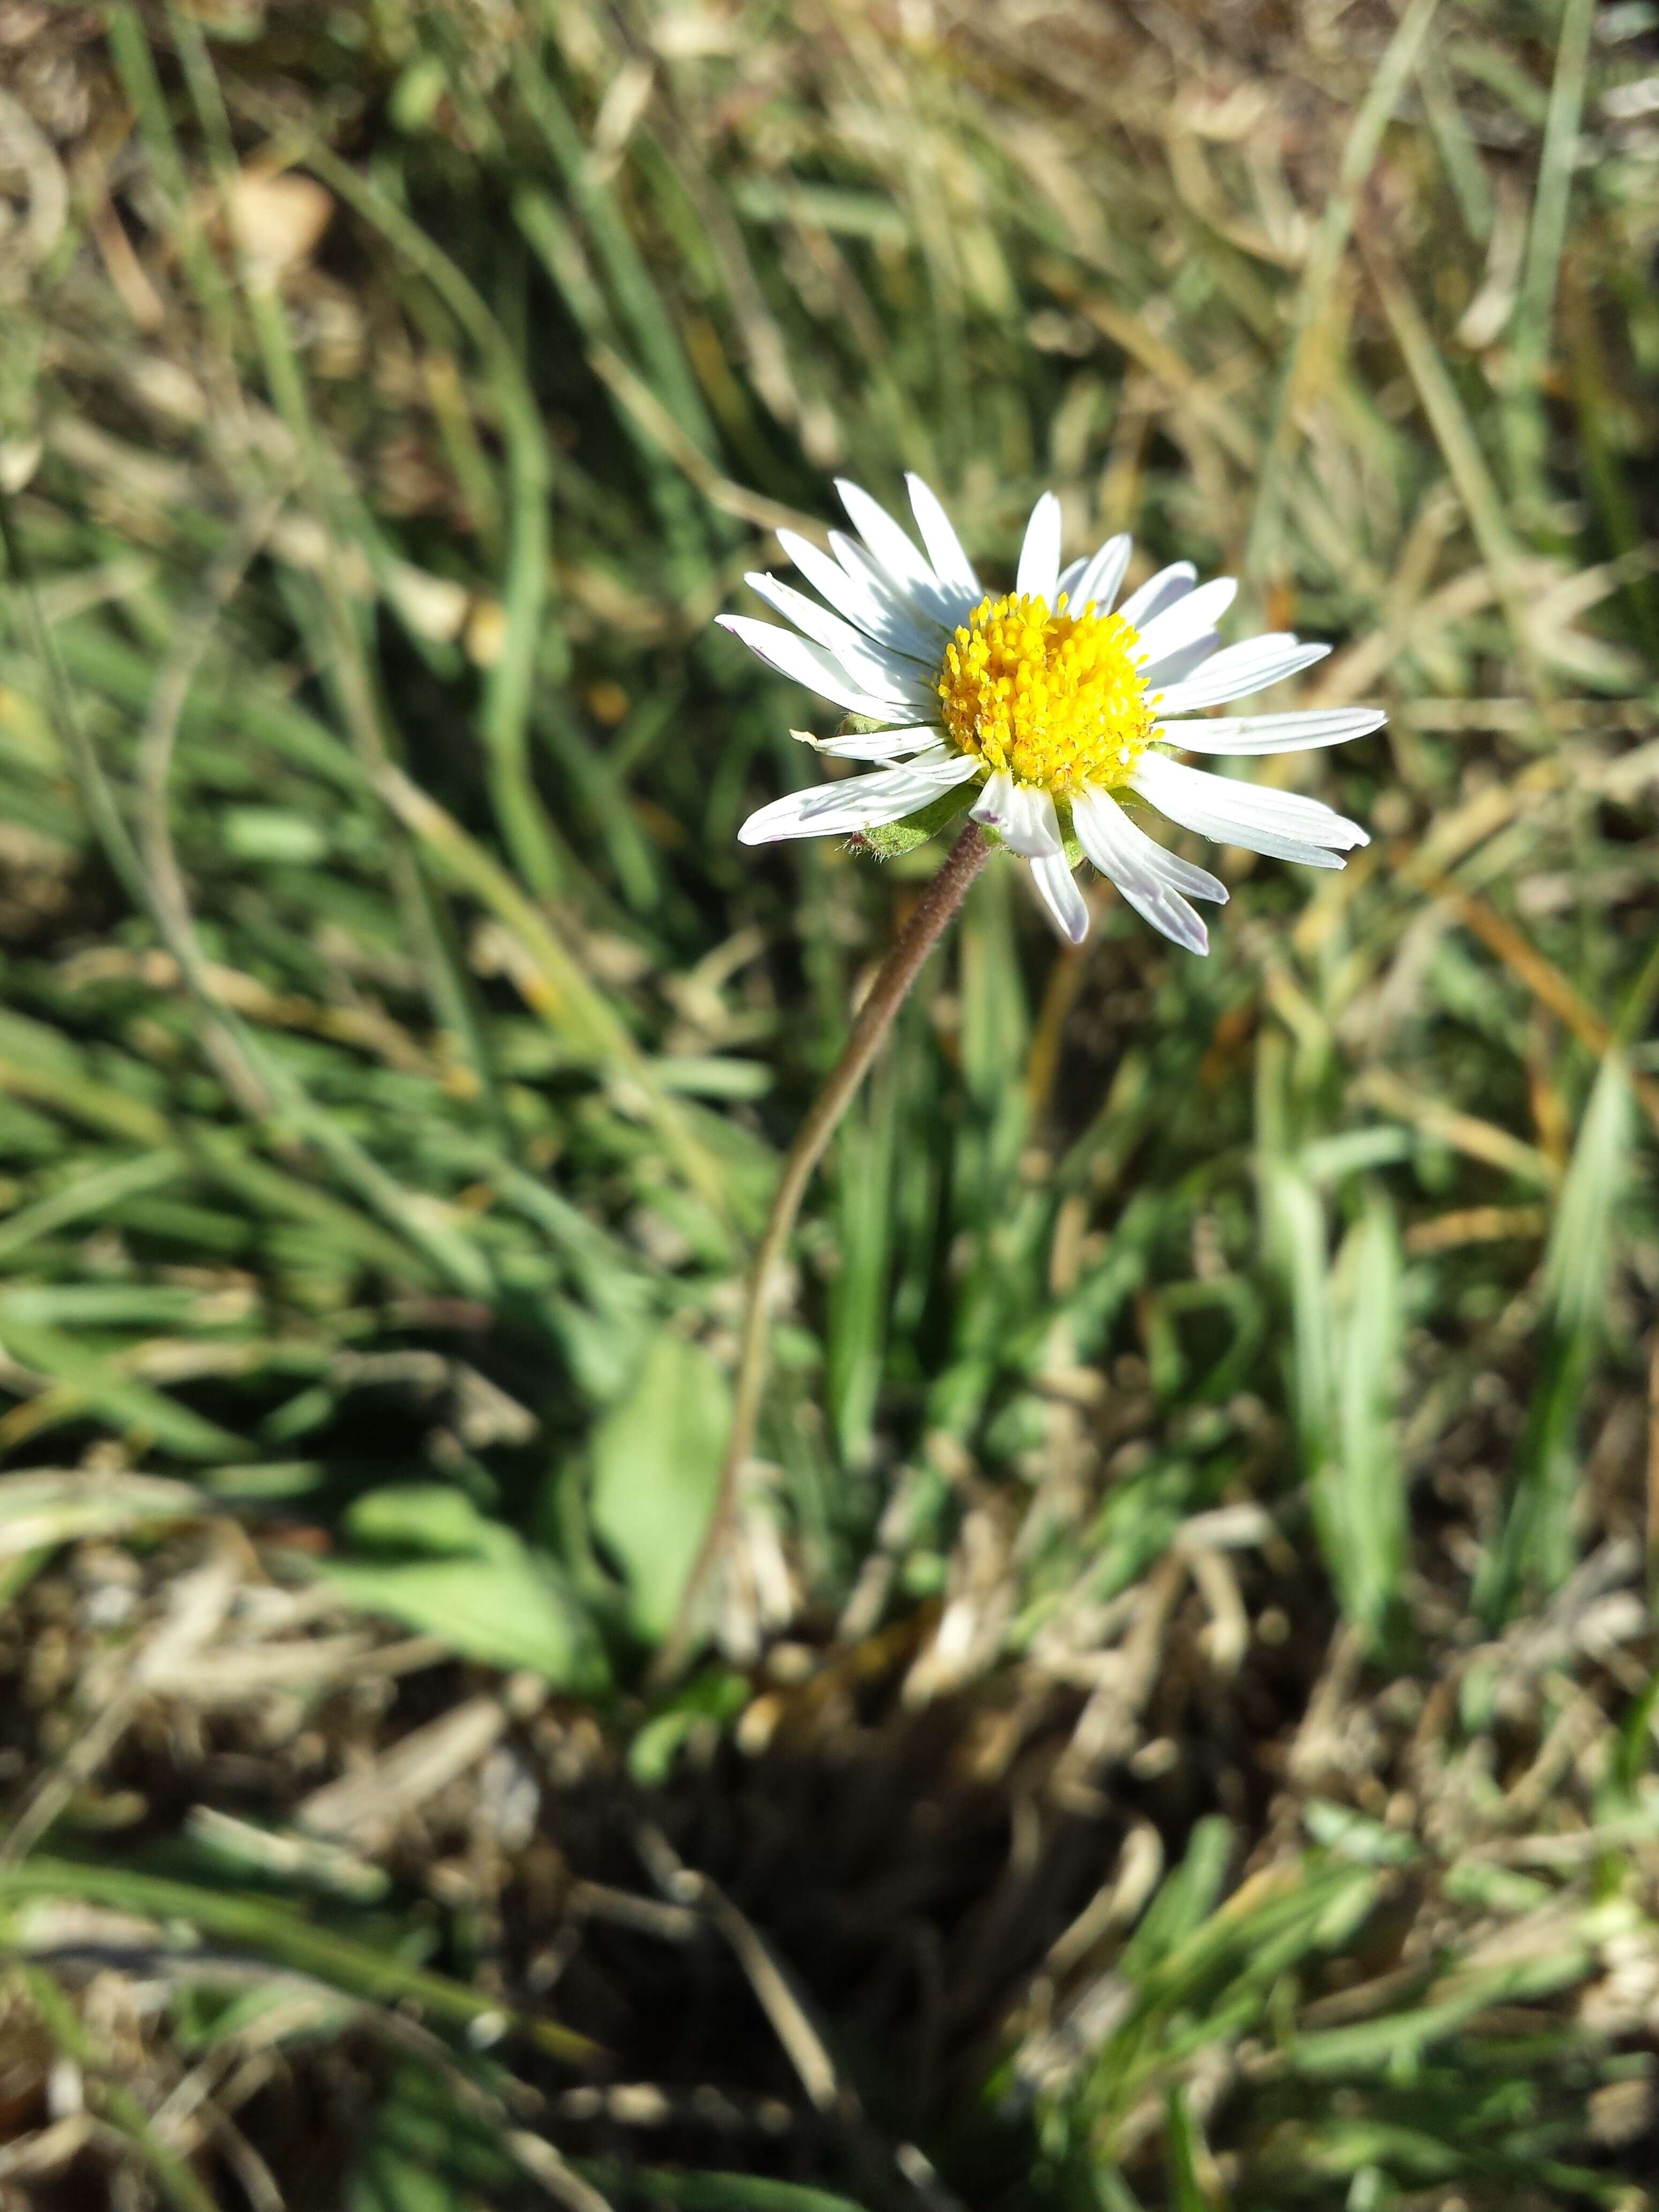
xmin=0 ymin=0 xmax=1657 ymax=2204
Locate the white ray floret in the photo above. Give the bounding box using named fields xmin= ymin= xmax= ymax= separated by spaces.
xmin=799 ymin=724 xmax=947 ymax=762
xmin=906 ymin=473 xmax=981 ymax=601
xmin=738 ymin=751 xmax=981 ymax=846
xmin=721 ymin=475 xmax=1385 ymax=954
xmin=774 ymin=528 xmax=937 ymax=657
xmin=1159 ymin=706 xmax=1387 ymax=755
xmin=715 ymin=615 xmax=932 ymax=721
xmin=1131 ymin=753 xmax=1367 ymax=871
xmin=1015 ymin=492 xmax=1064 ymax=604
xmin=1073 ymin=786 xmax=1223 ymax=956
xmin=1134 ymin=577 xmax=1238 ymax=666
xmin=741 ymin=573 xmax=928 ymax=696
xmin=1119 ymin=560 xmax=1198 ymax=630
xmin=1142 ymin=632 xmax=1224 ymax=690
xmin=971 ymin=771 xmax=1064 ymax=858
xmin=1029 ymin=851 xmax=1089 ymax=944
xmin=836 ymin=481 xmax=971 ymax=627
xmin=1155 ymin=636 xmax=1331 ymax=712
xmin=1058 ymin=532 xmax=1131 ymax=616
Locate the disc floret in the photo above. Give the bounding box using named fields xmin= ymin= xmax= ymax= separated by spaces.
xmin=937 ymin=592 xmax=1156 ymax=797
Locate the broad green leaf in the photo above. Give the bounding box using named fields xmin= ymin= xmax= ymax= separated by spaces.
xmin=311 ymin=1551 xmax=604 ymax=1686
xmin=344 ymin=1483 xmax=499 ymax=1557
xmin=311 ymin=1484 xmax=606 ymax=1687
xmin=590 ymin=1329 xmax=729 ymax=1641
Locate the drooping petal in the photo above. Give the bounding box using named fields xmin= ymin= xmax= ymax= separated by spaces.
xmin=1072 ymin=786 xmax=1215 ymax=954
xmin=836 ymin=480 xmax=962 ymax=625
xmin=1059 ymin=533 xmax=1133 ymax=617
xmin=738 ymin=751 xmax=981 ymax=845
xmin=1133 ymin=577 xmax=1238 ymax=665
xmin=1027 ymin=853 xmax=1090 ymax=944
xmin=1156 ymin=706 xmax=1387 ymax=754
xmin=1132 ymin=751 xmax=1366 ymax=868
xmin=1118 ymin=561 xmax=1197 ymax=630
xmin=1155 ymin=636 xmax=1331 ymax=712
xmin=1075 ymin=787 xmax=1228 ymax=904
xmin=906 ymin=474 xmax=982 ymax=606
xmin=716 ymin=615 xmax=932 ymax=721
xmin=743 ymin=572 xmax=934 ymax=693
xmin=776 ymin=528 xmax=940 ymax=658
xmin=971 ymin=770 xmax=1063 ymax=857
xmin=801 ymin=723 xmax=949 ymax=761
xmin=1015 ymin=491 xmax=1064 ymax=605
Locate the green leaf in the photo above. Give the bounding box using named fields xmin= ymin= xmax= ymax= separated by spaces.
xmin=579 ymin=2165 xmax=870 ymax=2212
xmin=346 ymin=2063 xmax=521 ymax=2212
xmin=1163 ymin=2086 xmax=1209 ymax=2212
xmin=309 ymin=1483 xmax=606 ymax=1687
xmin=1262 ymin=1169 xmax=1406 ymax=1649
xmin=1479 ymin=1051 xmax=1635 ymax=1620
xmin=1541 ymin=1050 xmax=1633 ymax=1339
xmin=221 ymin=807 xmax=331 ymax=863
xmin=0 ymin=1860 xmax=595 ymax=2063
xmin=627 ymin=1667 xmax=750 ymax=1785
xmin=1330 ymin=1192 xmax=1407 ymax=1643
xmin=590 ymin=1329 xmax=730 ymax=1641
xmin=344 ymin=1483 xmax=502 ymax=1557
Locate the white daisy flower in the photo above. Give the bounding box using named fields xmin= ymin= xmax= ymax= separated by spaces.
xmin=719 ymin=477 xmax=1383 ymax=954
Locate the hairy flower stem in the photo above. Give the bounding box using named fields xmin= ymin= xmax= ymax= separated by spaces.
xmin=654 ymin=823 xmax=993 ymax=1684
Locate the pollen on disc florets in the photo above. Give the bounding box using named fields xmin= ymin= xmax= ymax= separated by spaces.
xmin=937 ymin=592 xmax=1157 ymax=796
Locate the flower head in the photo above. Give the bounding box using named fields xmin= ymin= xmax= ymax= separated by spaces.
xmin=719 ymin=477 xmax=1381 ymax=953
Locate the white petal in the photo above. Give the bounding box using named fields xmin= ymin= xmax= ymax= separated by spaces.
xmin=1132 ymin=752 xmax=1366 ymax=868
xmin=1138 ymin=754 xmax=1367 ymax=843
xmin=716 ymin=616 xmax=930 ymax=721
xmin=776 ymin=529 xmax=939 ymax=657
xmin=743 ymin=572 xmax=932 ymax=691
xmin=1063 ymin=533 xmax=1133 ymax=616
xmin=1141 ymin=631 xmax=1222 ymax=689
xmin=831 ymin=531 xmax=952 ymax=642
xmin=836 ymin=480 xmax=961 ymax=624
xmin=1074 ymin=786 xmax=1226 ymax=904
xmin=1155 ymin=636 xmax=1330 ymax=712
xmin=738 ymin=752 xmax=981 ymax=845
xmin=906 ymin=474 xmax=981 ymax=603
xmin=1072 ymin=787 xmax=1212 ymax=954
xmin=971 ymin=770 xmax=1063 ymax=857
xmin=1015 ymin=491 xmax=1063 ymax=604
xmin=1134 ymin=577 xmax=1237 ymax=664
xmin=1083 ymin=779 xmax=1230 ymax=924
xmin=1118 ymin=561 xmax=1197 ymax=630
xmin=802 ymin=723 xmax=947 ymax=761
xmin=1027 ymin=853 xmax=1089 ymax=944
xmin=1156 ymin=707 xmax=1387 ymax=755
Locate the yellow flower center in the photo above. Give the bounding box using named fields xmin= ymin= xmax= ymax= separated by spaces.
xmin=936 ymin=592 xmax=1156 ymax=796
